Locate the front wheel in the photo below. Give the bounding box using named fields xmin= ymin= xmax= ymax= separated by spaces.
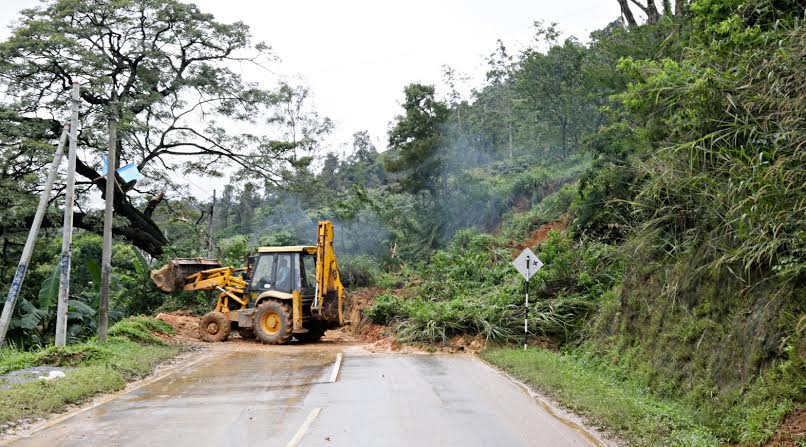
xmin=253 ymin=300 xmax=293 ymax=345
xmin=199 ymin=312 xmax=231 ymax=342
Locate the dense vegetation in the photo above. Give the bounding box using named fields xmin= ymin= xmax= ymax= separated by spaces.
xmin=0 ymin=0 xmax=802 ymax=444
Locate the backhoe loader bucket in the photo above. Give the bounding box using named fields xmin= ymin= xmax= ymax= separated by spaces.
xmin=151 ymin=258 xmax=222 ymax=292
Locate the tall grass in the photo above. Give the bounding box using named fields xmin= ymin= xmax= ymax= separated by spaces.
xmin=364 ymin=229 xmax=609 ymax=344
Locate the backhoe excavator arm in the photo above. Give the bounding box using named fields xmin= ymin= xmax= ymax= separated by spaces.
xmin=313 ymin=220 xmax=344 ymax=324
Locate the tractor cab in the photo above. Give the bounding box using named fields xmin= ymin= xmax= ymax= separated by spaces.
xmin=246 ymin=246 xmax=317 ymax=308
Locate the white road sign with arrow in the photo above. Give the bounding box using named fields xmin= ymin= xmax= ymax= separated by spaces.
xmin=513 ymin=247 xmax=543 ymax=280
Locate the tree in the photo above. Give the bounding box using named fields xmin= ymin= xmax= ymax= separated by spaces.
xmin=0 ymin=0 xmax=310 ymax=256
xmin=385 ymin=84 xmax=449 ymax=195
xmin=266 ymin=82 xmax=334 ymax=158
xmin=616 ymin=0 xmax=639 ymax=27
xmin=515 ymin=34 xmax=598 ymax=157
xmin=235 ymin=182 xmax=259 ymax=234
xmin=616 ymin=0 xmax=688 ymax=26
xmin=351 ymin=130 xmax=377 ymax=163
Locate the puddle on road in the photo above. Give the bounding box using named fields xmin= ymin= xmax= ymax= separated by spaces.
xmin=6 ymin=347 xmax=340 ymax=447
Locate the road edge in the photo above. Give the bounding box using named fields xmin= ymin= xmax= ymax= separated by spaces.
xmin=475 ymin=354 xmax=622 ymax=447
xmin=0 ymin=343 xmax=211 ymax=445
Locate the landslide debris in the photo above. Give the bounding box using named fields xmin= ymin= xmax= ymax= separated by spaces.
xmin=155 ymin=310 xmax=200 ymax=341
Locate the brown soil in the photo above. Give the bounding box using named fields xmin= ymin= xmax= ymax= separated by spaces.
xmin=512 ymin=213 xmax=571 ymax=254
xmin=156 ymin=311 xmax=200 ymax=341
xmin=764 ymin=408 xmax=806 ymax=447
xmin=343 ymin=287 xmax=393 ymax=341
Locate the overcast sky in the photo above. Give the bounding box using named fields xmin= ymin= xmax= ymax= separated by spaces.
xmin=0 ymin=0 xmax=622 ymax=199
xmin=0 ymin=0 xmax=622 ymax=150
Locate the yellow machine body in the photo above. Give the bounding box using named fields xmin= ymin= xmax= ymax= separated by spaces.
xmin=150 ymin=221 xmax=346 ymax=344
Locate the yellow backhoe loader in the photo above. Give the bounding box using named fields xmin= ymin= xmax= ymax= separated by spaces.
xmin=150 ymin=220 xmax=344 ymax=344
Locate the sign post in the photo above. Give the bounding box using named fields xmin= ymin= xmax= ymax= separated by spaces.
xmin=512 ymin=248 xmax=543 ymax=350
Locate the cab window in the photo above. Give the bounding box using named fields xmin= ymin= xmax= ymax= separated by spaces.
xmin=300 ymin=254 xmax=315 ymax=290
xmin=250 ymin=254 xmax=275 ymax=290
xmin=275 ymin=253 xmax=293 ymax=292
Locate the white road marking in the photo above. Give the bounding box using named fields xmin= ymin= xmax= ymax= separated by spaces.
xmin=285 ymin=407 xmax=322 ymax=447
xmin=328 ymin=352 xmax=343 ymax=383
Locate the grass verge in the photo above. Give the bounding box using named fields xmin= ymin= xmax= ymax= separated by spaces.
xmin=0 ymin=317 xmax=179 ymax=430
xmin=481 ymin=346 xmax=721 ymax=447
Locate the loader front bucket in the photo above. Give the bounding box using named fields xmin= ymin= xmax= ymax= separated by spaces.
xmin=150 ymin=258 xmax=222 ymax=292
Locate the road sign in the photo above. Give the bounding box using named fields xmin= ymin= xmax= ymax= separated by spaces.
xmin=512 ymin=248 xmax=543 ymax=281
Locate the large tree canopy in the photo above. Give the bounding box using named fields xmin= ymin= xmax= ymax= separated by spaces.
xmin=0 ymin=0 xmax=323 ymax=256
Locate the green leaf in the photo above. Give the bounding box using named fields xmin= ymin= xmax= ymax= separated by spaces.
xmin=86 ymin=258 xmax=101 ymax=290
xmin=38 ymin=264 xmax=60 ymax=310
xmin=68 ymin=299 xmax=96 ymax=318
xmin=12 ymin=298 xmax=48 ymax=330
xmin=132 ymin=249 xmax=149 ymax=278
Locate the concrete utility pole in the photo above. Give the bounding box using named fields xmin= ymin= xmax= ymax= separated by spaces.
xmin=55 ymin=82 xmax=80 ymax=347
xmin=207 ymin=190 xmax=216 ymax=258
xmin=0 ymin=124 xmax=69 ymax=346
xmin=98 ymin=98 xmax=118 ymax=343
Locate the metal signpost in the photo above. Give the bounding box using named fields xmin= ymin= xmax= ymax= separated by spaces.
xmin=512 ymin=248 xmax=544 ymax=350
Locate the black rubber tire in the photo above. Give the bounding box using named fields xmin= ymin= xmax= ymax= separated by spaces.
xmin=238 ymin=328 xmax=256 ymax=340
xmin=296 ymin=321 xmax=326 ymax=343
xmin=253 ymin=300 xmax=293 ymax=345
xmin=199 ymin=312 xmax=231 ymax=342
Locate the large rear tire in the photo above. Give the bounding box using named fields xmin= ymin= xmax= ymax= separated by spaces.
xmin=199 ymin=312 xmax=231 ymax=342
xmin=253 ymin=300 xmax=293 ymax=345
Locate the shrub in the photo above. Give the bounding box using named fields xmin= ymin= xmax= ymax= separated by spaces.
xmin=363 ymin=294 xmax=408 ymax=325
xmin=107 ymin=316 xmax=174 ymax=345
xmin=339 ymin=255 xmax=381 ymax=287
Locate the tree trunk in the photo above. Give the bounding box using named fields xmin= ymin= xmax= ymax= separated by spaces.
xmin=74 ymin=158 xmax=169 ymax=256
xmin=616 ymin=0 xmax=638 ymax=27
xmin=507 ymin=122 xmax=513 ymax=159
xmin=675 ymin=0 xmax=687 ymax=16
xmin=646 ymin=0 xmax=661 ymax=23
xmin=561 ymin=119 xmax=568 ymax=158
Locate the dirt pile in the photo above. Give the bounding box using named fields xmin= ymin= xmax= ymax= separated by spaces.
xmin=344 ymin=287 xmax=388 ymax=339
xmin=764 ymin=408 xmax=805 ymax=447
xmin=513 ymin=213 xmax=571 ymax=253
xmin=156 ymin=311 xmax=200 ymax=340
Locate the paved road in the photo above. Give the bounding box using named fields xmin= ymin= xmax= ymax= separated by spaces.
xmin=5 ymin=345 xmax=599 ymax=447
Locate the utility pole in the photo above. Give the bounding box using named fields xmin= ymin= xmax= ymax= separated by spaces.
xmin=0 ymin=124 xmax=69 ymax=346
xmin=98 ymin=97 xmax=117 ymax=343
xmin=55 ymin=82 xmax=80 ymax=347
xmin=207 ymin=190 xmax=216 ymax=259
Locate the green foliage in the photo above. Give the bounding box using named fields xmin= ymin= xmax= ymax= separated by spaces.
xmin=216 ymin=235 xmax=249 ymax=267
xmin=500 ymin=183 xmax=577 ymax=241
xmin=385 ymin=83 xmax=450 ymax=195
xmin=363 ymin=294 xmax=408 ymax=326
xmin=0 ymin=317 xmax=175 ymax=376
xmin=107 ymin=316 xmax=174 ymax=345
xmin=568 ymin=3 xmax=806 ymax=444
xmin=483 ymin=347 xmax=721 ymax=447
xmin=339 ymin=255 xmax=381 ymax=288
xmin=364 ymin=229 xmax=605 ymax=344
